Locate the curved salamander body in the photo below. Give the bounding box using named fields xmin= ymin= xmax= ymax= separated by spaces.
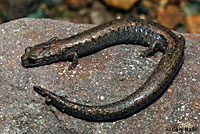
xmin=21 ymin=18 xmax=185 ymax=121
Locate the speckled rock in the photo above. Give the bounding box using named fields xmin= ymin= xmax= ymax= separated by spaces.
xmin=0 ymin=18 xmax=199 ymax=133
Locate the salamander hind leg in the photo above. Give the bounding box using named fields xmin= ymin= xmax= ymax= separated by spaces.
xmin=178 ymin=35 xmax=186 ymax=46
xmin=140 ymin=41 xmax=162 ymax=58
xmin=66 ymin=52 xmax=78 ymax=70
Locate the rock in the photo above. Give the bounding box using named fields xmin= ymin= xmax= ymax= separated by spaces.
xmin=157 ymin=5 xmax=184 ymax=29
xmin=186 ymin=15 xmax=200 ymax=33
xmin=89 ymin=0 xmax=114 ymax=25
xmin=0 ymin=0 xmax=38 ymax=21
xmin=0 ymin=18 xmax=199 ymax=133
xmin=65 ymin=0 xmax=92 ymax=9
xmin=0 ymin=19 xmax=3 ymax=24
xmin=103 ymin=0 xmax=138 ymax=10
xmin=182 ymin=1 xmax=200 ymax=16
xmin=137 ymin=0 xmax=152 ymax=15
xmin=89 ymin=9 xmax=113 ymax=24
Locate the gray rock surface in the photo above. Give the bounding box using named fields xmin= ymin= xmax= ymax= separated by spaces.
xmin=0 ymin=18 xmax=199 ymax=133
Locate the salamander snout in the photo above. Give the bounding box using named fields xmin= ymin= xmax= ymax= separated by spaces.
xmin=21 ymin=54 xmax=37 ymax=67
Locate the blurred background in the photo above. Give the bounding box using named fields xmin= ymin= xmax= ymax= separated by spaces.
xmin=0 ymin=0 xmax=200 ymax=33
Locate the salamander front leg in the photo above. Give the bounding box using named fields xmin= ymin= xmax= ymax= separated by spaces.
xmin=140 ymin=41 xmax=161 ymax=57
xmin=48 ymin=37 xmax=59 ymax=42
xmin=67 ymin=52 xmax=78 ymax=70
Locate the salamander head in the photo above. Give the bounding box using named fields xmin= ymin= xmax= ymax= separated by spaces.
xmin=21 ymin=42 xmax=62 ymax=67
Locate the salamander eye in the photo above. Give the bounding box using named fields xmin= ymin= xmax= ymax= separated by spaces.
xmin=25 ymin=47 xmax=32 ymax=53
xmin=178 ymin=35 xmax=185 ymax=46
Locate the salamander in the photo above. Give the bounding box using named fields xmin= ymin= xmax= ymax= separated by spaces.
xmin=21 ymin=18 xmax=185 ymax=121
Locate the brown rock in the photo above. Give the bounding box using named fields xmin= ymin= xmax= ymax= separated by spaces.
xmin=0 ymin=18 xmax=199 ymax=133
xmin=186 ymin=15 xmax=200 ymax=33
xmin=157 ymin=5 xmax=184 ymax=29
xmin=65 ymin=0 xmax=92 ymax=9
xmin=103 ymin=0 xmax=138 ymax=10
